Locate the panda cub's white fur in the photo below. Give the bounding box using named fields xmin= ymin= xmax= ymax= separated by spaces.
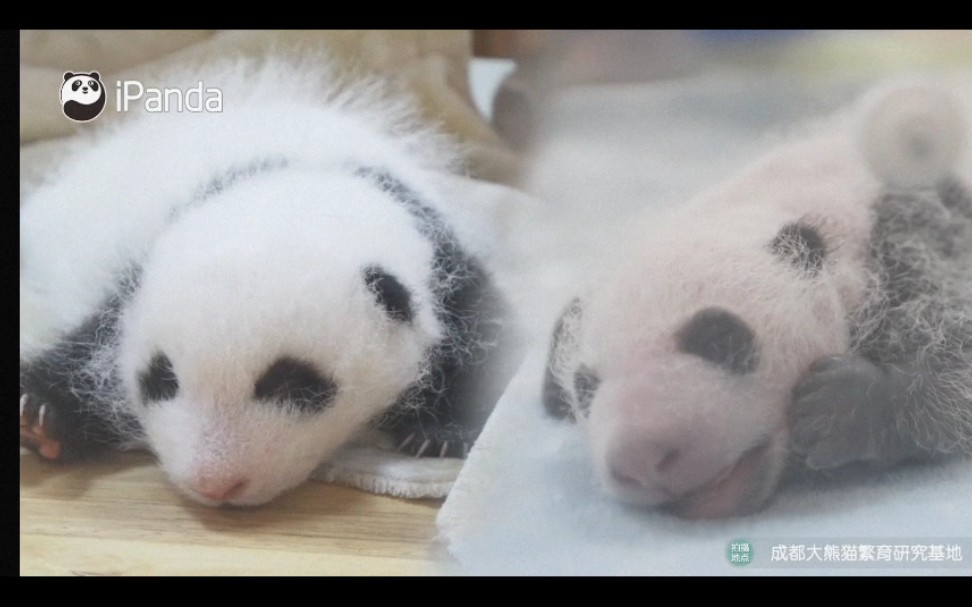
xmin=543 ymin=81 xmax=972 ymax=520
xmin=20 ymin=57 xmax=508 ymax=506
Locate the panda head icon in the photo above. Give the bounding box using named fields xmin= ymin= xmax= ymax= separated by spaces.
xmin=60 ymin=71 xmax=107 ymax=122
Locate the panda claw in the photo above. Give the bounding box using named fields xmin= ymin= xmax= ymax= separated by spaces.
xmin=394 ymin=430 xmax=475 ymax=458
xmin=19 ymin=393 xmax=65 ymax=462
xmin=397 ymin=433 xmax=416 ymax=451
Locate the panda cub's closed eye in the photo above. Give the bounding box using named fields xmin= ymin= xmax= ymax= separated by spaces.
xmin=140 ymin=353 xmax=179 ymax=403
xmin=363 ymin=265 xmax=413 ymax=323
xmin=254 ymin=357 xmax=339 ymax=414
xmin=677 ymin=308 xmax=759 ymax=375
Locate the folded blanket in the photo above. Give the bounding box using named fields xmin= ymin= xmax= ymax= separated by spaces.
xmin=314 ymin=443 xmax=463 ymax=500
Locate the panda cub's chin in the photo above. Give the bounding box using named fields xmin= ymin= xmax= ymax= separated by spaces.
xmin=663 ymin=435 xmax=787 ymax=520
xmin=600 ymin=430 xmax=788 ymax=520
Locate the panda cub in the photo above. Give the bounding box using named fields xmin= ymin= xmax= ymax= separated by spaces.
xmin=20 ymin=58 xmax=510 ymax=506
xmin=60 ymin=71 xmax=107 ymax=122
xmin=543 ymin=83 xmax=972 ymax=519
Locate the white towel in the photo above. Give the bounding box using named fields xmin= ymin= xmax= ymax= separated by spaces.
xmin=313 ymin=443 xmax=462 ymax=500
xmin=437 ymin=350 xmax=972 ymax=575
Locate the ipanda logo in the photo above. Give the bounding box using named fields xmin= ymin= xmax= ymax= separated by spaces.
xmin=116 ymin=80 xmax=224 ymax=113
xmin=60 ymin=71 xmax=223 ymax=122
xmin=60 ymin=72 xmax=107 ymax=122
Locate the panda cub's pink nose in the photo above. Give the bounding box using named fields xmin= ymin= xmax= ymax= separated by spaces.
xmin=190 ymin=477 xmax=249 ymax=502
xmin=609 ymin=441 xmax=686 ymax=497
xmin=605 ymin=429 xmax=721 ymax=500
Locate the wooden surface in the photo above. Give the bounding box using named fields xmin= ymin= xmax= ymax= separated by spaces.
xmin=20 ymin=450 xmax=459 ymax=576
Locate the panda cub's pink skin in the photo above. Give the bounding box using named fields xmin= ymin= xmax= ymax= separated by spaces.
xmin=544 ymin=84 xmax=972 ymax=519
xmin=548 ymin=138 xmax=877 ymax=519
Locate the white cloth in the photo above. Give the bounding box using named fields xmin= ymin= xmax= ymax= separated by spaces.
xmin=437 ymin=350 xmax=972 ymax=575
xmin=313 ymin=444 xmax=463 ymax=499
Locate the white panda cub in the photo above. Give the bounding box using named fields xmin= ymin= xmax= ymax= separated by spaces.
xmin=544 ymin=83 xmax=972 ymax=519
xmin=20 ymin=58 xmax=511 ymax=507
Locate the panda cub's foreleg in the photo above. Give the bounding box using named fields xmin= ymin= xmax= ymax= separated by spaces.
xmin=382 ymin=345 xmax=508 ymax=460
xmin=20 ymin=372 xmax=122 ymax=464
xmin=384 ymin=331 xmax=511 ymax=459
xmin=792 ymin=179 xmax=972 ymax=471
xmin=384 ymin=403 xmax=478 ymax=459
xmin=790 ymin=355 xmax=956 ymax=470
xmin=19 ymin=388 xmax=116 ymax=463
xmin=382 ymin=265 xmax=511 ymax=459
xmin=19 ymin=290 xmax=134 ymax=463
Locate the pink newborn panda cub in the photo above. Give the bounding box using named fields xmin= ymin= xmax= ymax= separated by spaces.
xmin=543 ymin=83 xmax=972 ymax=519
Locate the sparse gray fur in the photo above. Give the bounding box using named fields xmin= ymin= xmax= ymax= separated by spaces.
xmin=792 ymin=177 xmax=972 ymax=468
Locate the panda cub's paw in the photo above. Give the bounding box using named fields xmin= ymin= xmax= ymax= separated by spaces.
xmin=790 ymin=354 xmax=901 ymax=470
xmin=20 ymin=393 xmax=66 ymax=462
xmin=393 ymin=424 xmax=473 ymax=459
xmin=19 ymin=390 xmax=111 ymax=463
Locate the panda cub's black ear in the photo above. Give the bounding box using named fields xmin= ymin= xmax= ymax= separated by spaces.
xmin=364 ymin=265 xmax=413 ymax=323
xmin=63 ymin=72 xmax=75 ymax=81
xmin=89 ymin=72 xmax=101 ymax=81
xmin=770 ymin=220 xmax=826 ymax=277
xmin=543 ymin=298 xmax=584 ymax=421
xmin=572 ymin=365 xmax=600 ymax=420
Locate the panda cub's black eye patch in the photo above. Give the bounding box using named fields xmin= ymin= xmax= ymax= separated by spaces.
xmin=363 ymin=265 xmax=413 ymax=323
xmin=677 ymin=308 xmax=759 ymax=375
xmin=140 ymin=353 xmax=179 ymax=403
xmin=254 ymin=357 xmax=339 ymax=414
xmin=573 ymin=365 xmax=600 ymax=419
xmin=770 ymin=221 xmax=826 ymax=277
xmin=72 ymin=80 xmax=81 ymax=91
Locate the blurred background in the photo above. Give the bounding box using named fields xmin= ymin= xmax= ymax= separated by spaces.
xmin=474 ymin=30 xmax=972 ymax=151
